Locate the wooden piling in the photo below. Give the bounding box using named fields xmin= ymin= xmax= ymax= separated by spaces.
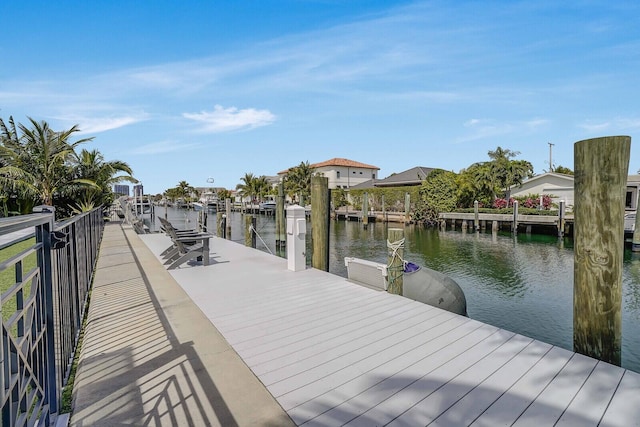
xmin=404 ymin=193 xmax=410 ymax=224
xmin=362 ymin=192 xmax=369 ymax=229
xmin=311 ymin=176 xmax=330 ymax=271
xmin=474 ymin=200 xmax=480 ymax=231
xmin=512 ymin=201 xmax=519 ymax=234
xmin=558 ymin=200 xmax=566 ymax=237
xmin=633 ymin=194 xmax=640 ymax=252
xmin=382 ymin=195 xmax=386 ymax=223
xmin=217 ymin=212 xmax=224 ymax=237
xmin=492 ymin=220 xmax=498 ymax=232
xmin=387 ymin=228 xmax=404 ymax=295
xmin=245 ymin=214 xmax=254 ymax=247
xmin=225 ymin=198 xmax=232 ymax=240
xmin=276 ymin=181 xmax=286 ymax=249
xmin=574 ymin=135 xmax=630 ymax=365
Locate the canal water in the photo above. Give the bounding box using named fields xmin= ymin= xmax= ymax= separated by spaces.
xmin=147 ymin=207 xmax=640 ymax=373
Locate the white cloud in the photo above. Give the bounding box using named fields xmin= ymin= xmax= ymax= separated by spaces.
xmin=129 ymin=140 xmax=201 ymax=155
xmin=457 ymin=117 xmax=548 ymax=143
xmin=183 ymin=105 xmax=276 ymax=133
xmin=579 ymin=121 xmax=611 ymax=132
xmin=464 ymin=118 xmax=482 ymax=127
xmin=71 ymin=115 xmax=148 ymax=134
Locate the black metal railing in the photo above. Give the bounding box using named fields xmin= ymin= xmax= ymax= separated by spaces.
xmin=0 ymin=208 xmax=104 ymax=426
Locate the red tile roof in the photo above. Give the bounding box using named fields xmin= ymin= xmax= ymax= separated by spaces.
xmin=310 ymin=158 xmax=380 ymax=170
xmin=278 ymin=158 xmax=379 ymax=175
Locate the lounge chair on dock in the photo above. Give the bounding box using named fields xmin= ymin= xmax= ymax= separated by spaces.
xmin=159 ymin=218 xmax=213 ymax=269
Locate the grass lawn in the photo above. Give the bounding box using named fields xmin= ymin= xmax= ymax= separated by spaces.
xmin=0 ymin=237 xmax=37 ymax=323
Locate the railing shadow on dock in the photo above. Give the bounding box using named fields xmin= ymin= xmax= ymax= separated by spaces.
xmin=70 ymin=224 xmax=244 ymax=426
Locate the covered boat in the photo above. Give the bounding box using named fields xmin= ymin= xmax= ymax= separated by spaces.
xmin=345 ymin=257 xmax=467 ymax=316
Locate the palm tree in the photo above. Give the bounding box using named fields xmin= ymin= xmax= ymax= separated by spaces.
xmin=285 ymin=161 xmax=313 ymax=204
xmin=175 ymin=180 xmax=195 ymax=201
xmin=236 ymin=173 xmax=258 ymax=206
xmin=68 ymin=148 xmax=137 ymax=211
xmin=0 ymin=117 xmax=94 ymax=214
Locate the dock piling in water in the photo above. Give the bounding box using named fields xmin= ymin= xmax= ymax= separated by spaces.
xmin=573 ymin=135 xmax=630 ymax=366
xmin=311 ymin=176 xmax=330 ymax=272
xmin=276 ymin=181 xmax=286 ymax=249
xmin=387 ymin=228 xmax=404 ymax=295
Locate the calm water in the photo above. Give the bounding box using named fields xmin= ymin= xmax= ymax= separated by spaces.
xmin=147 ymin=207 xmax=640 ymax=372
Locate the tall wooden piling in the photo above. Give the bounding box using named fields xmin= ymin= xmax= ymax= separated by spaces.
xmin=382 ymin=195 xmax=386 ymax=223
xmin=362 ymin=192 xmax=369 ymax=229
xmin=311 ymin=176 xmax=330 ymax=271
xmin=276 ymin=181 xmax=286 ymax=249
xmin=245 ymin=215 xmax=256 ymax=248
xmin=404 ymin=193 xmax=410 ymax=224
xmin=387 ymin=228 xmax=404 ymax=295
xmin=217 ymin=212 xmax=224 ymax=237
xmin=512 ymin=201 xmax=519 ymax=234
xmin=225 ymin=198 xmax=232 ymax=240
xmin=558 ymin=200 xmax=566 ymax=237
xmin=633 ymin=194 xmax=640 ymax=252
xmin=474 ymin=200 xmax=480 ymax=231
xmin=574 ymin=135 xmax=630 ymax=365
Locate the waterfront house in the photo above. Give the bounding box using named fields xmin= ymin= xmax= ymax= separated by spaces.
xmin=510 ymin=172 xmax=640 ymax=212
xmin=350 ymin=166 xmax=436 ymax=190
xmin=278 ymin=158 xmax=380 ymax=190
xmin=509 ymin=172 xmax=576 ymax=207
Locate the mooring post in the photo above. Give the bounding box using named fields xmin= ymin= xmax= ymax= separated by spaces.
xmin=382 ymin=195 xmax=386 ymax=223
xmin=474 ymin=200 xmax=480 ymax=231
xmin=387 ymin=228 xmax=404 ymax=295
xmin=311 ymin=176 xmax=330 ymax=271
xmin=287 ymin=205 xmax=307 ymax=271
xmin=225 ymin=198 xmax=232 ymax=239
xmin=633 ymin=193 xmax=640 ymax=252
xmin=245 ymin=214 xmax=253 ymax=247
xmin=404 ymin=193 xmax=410 ymax=224
xmin=492 ymin=220 xmax=499 ymax=232
xmin=276 ymin=181 xmax=286 ymax=249
xmin=512 ymin=200 xmax=519 ymax=234
xmin=558 ymin=200 xmax=566 ymax=237
xmin=217 ymin=211 xmax=224 ymax=237
xmin=574 ymin=135 xmax=630 ymax=366
xmin=362 ymin=192 xmax=369 ymax=229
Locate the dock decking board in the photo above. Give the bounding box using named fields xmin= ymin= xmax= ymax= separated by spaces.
xmin=140 ymin=233 xmax=640 ymax=426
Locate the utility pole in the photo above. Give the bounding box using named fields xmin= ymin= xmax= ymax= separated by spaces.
xmin=548 ymin=142 xmax=555 ymax=172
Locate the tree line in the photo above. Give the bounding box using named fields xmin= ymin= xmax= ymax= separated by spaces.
xmin=161 ymin=147 xmax=584 ymax=222
xmin=0 ymin=116 xmax=136 ymax=218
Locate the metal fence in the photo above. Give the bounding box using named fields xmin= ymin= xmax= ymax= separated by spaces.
xmin=0 ymin=208 xmax=104 ymax=426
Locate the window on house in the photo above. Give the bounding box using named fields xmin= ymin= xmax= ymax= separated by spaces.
xmin=352 ymin=171 xmax=356 ymax=174
xmin=372 ymin=173 xmax=376 ymax=179
xmin=337 ymin=171 xmax=340 ymax=179
xmin=359 ymin=171 xmax=363 ymax=174
xmin=626 ymin=190 xmax=633 ymax=208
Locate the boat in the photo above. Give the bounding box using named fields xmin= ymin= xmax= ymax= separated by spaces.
xmin=344 ymin=257 xmax=467 ymax=316
xmin=259 ymin=201 xmax=277 ymax=212
xmin=191 ymin=202 xmax=205 ymax=211
xmin=132 ymin=197 xmax=154 ymax=218
xmin=199 ymin=191 xmax=218 ymax=211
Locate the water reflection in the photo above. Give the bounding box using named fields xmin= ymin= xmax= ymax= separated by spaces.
xmin=145 ymin=208 xmax=640 ymax=372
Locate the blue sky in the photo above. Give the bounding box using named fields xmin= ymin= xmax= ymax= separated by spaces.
xmin=1 ymin=0 xmax=639 ymax=194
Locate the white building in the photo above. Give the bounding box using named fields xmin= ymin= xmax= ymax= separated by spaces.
xmin=278 ymin=158 xmax=380 ymax=190
xmin=510 ymin=172 xmax=640 ymax=212
xmin=509 ymin=172 xmax=576 ymax=207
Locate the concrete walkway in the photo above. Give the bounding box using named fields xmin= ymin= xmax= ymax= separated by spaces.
xmin=70 ymin=222 xmax=294 ymax=426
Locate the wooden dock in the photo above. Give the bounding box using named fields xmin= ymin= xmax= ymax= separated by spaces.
xmin=140 ymin=233 xmax=640 ymax=426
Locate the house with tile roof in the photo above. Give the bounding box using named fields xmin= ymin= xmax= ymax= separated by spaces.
xmin=350 ymin=166 xmax=435 ymax=190
xmin=278 ymin=158 xmax=380 ymax=190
